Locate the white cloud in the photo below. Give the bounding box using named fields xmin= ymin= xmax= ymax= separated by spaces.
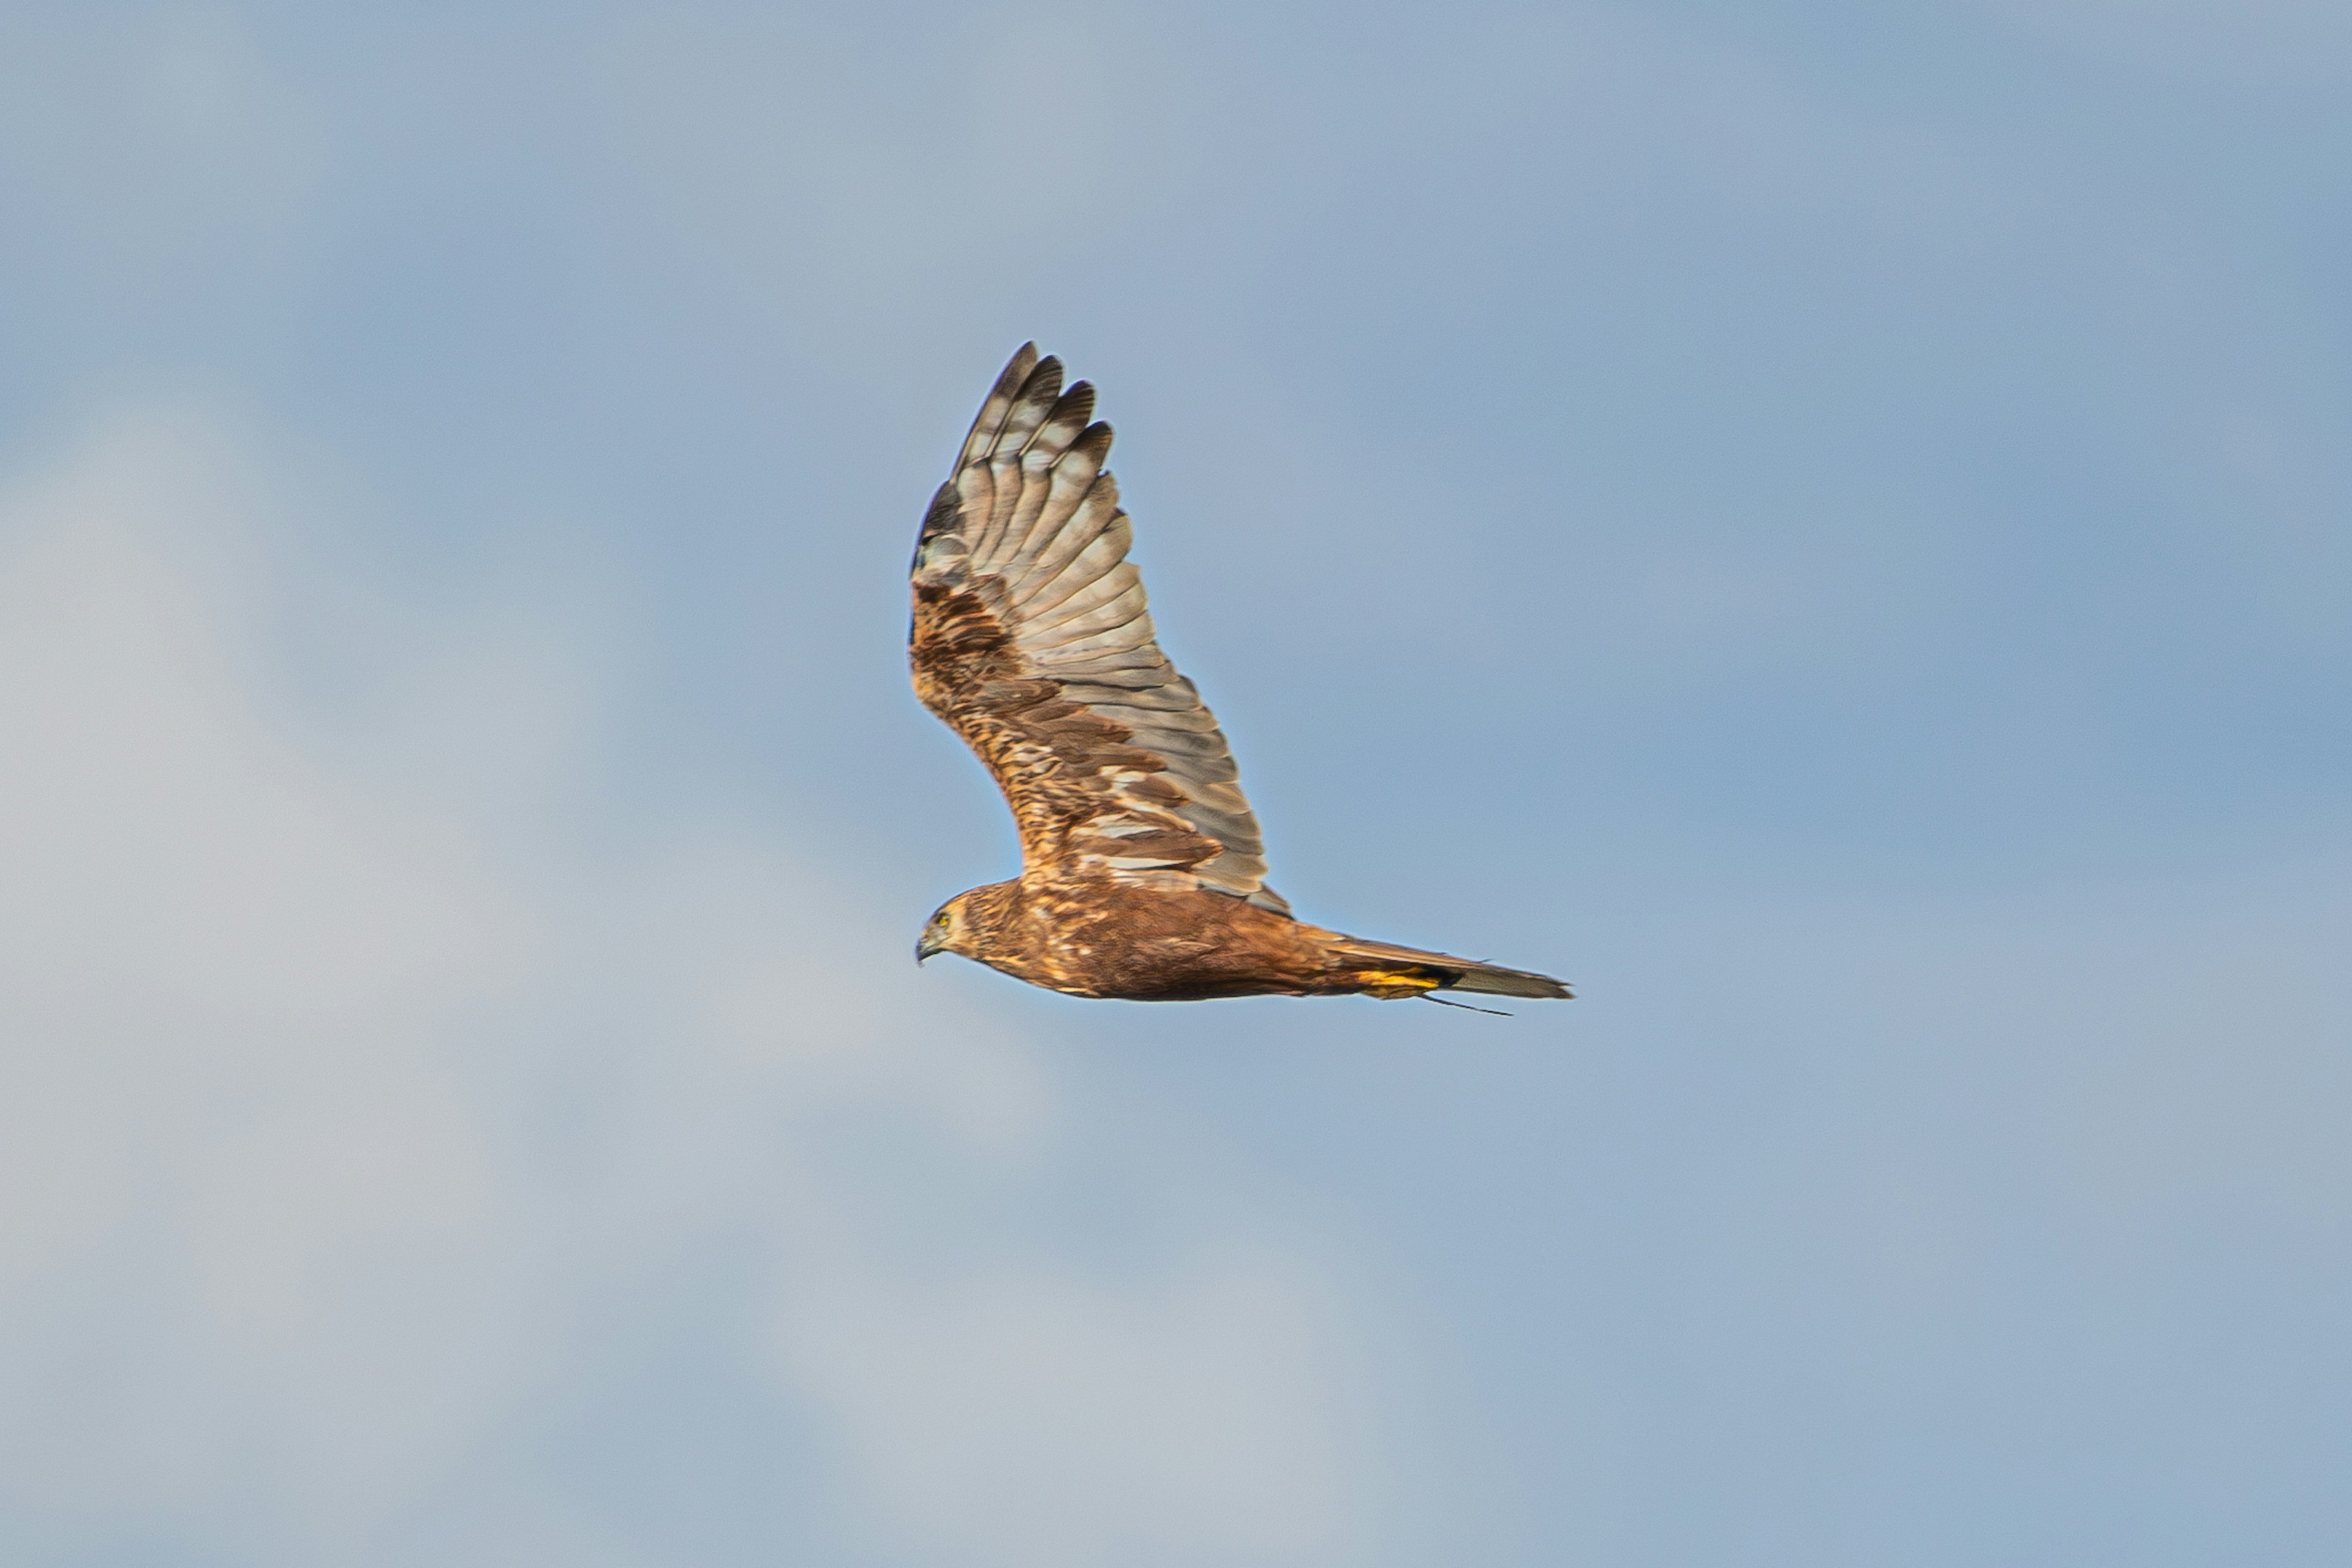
xmin=0 ymin=413 xmax=534 ymax=1033
xmin=773 ymin=1254 xmax=1355 ymax=1567
xmin=0 ymin=407 xmax=1389 ymax=1564
xmin=0 ymin=412 xmax=538 ymax=1547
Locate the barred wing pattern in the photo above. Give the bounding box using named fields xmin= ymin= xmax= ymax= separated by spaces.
xmin=910 ymin=344 xmax=1288 ymax=914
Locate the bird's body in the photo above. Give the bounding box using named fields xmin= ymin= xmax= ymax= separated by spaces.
xmin=925 ymin=876 xmax=1553 ymax=1001
xmin=911 ymin=345 xmax=1569 ymax=1008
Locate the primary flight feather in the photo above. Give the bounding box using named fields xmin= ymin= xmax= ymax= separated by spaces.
xmin=911 ymin=344 xmax=1570 ymax=1006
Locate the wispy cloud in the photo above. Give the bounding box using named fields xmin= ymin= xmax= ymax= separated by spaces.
xmin=0 ymin=408 xmax=1389 ymax=1564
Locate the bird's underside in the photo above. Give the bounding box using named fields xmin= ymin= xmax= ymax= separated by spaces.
xmin=910 ymin=344 xmax=1570 ymax=1008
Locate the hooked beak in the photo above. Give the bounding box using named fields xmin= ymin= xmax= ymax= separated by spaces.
xmin=915 ymin=932 xmax=940 ymax=965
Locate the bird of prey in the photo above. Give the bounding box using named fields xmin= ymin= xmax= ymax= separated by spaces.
xmin=911 ymin=344 xmax=1570 ymax=1008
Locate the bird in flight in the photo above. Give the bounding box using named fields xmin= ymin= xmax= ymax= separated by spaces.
xmin=911 ymin=345 xmax=1570 ymax=1009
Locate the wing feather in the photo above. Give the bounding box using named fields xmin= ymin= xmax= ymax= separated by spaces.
xmin=971 ymin=359 xmax=1063 ymax=565
xmin=910 ymin=344 xmax=1286 ymax=913
xmin=1033 ymin=617 xmax=1161 ymax=662
xmin=1014 ymin=522 xmax=1131 ymax=615
xmin=956 ymin=344 xmax=1038 ymax=470
xmin=1025 ymin=567 xmax=1145 ymax=636
xmin=994 ymin=424 xmax=1112 ymax=582
xmin=980 ymin=396 xmax=1091 ymax=575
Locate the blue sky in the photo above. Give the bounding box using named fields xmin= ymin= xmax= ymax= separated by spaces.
xmin=1 ymin=3 xmax=2346 ymax=1564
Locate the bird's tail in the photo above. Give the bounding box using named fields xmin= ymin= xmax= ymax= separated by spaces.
xmin=1319 ymin=934 xmax=1572 ymax=1001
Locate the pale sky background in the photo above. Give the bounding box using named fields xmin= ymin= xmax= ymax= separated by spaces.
xmin=1 ymin=4 xmax=2347 ymax=1565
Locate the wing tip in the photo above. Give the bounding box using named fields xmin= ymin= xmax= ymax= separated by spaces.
xmin=988 ymin=344 xmax=1042 ymax=408
xmin=957 ymin=344 xmax=1046 ymax=467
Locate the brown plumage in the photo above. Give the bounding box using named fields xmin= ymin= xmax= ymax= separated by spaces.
xmin=911 ymin=344 xmax=1570 ymax=1007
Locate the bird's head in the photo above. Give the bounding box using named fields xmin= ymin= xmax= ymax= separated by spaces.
xmin=915 ymin=892 xmax=977 ymax=965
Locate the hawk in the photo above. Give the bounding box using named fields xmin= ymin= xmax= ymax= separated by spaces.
xmin=911 ymin=344 xmax=1570 ymax=1008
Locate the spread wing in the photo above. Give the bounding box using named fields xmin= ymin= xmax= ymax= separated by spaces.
xmin=910 ymin=344 xmax=1288 ymax=915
